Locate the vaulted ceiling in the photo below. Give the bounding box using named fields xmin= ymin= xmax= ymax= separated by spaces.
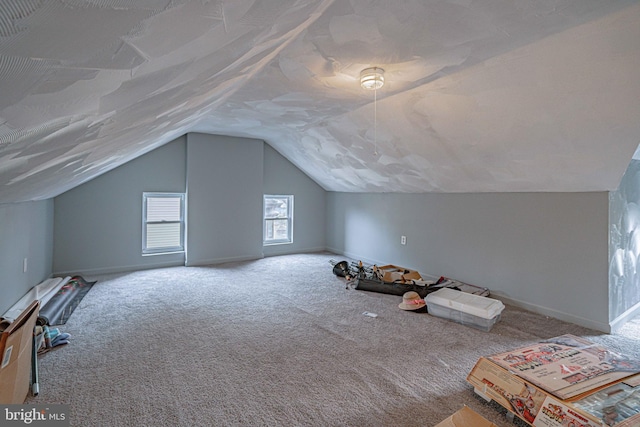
xmin=1 ymin=0 xmax=640 ymax=203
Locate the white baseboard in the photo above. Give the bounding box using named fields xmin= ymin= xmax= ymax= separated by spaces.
xmin=185 ymin=253 xmax=264 ymax=267
xmin=492 ymin=292 xmax=611 ymax=333
xmin=54 ymin=259 xmax=185 ymax=277
xmin=325 ymin=248 xmax=384 ymax=267
xmin=263 ymin=246 xmax=327 ymax=257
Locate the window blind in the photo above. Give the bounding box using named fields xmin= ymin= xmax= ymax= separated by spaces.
xmin=143 ymin=193 xmax=184 ymax=254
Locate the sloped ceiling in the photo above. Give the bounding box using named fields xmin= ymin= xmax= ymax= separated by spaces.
xmin=1 ymin=0 xmax=640 ymax=203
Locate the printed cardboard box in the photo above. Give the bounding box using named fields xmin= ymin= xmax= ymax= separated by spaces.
xmin=0 ymin=300 xmax=39 ymax=404
xmin=467 ymin=335 xmax=640 ymax=427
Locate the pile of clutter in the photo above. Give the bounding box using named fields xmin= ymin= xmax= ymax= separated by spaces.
xmin=35 ymin=324 xmax=71 ymax=354
xmin=331 ymin=259 xmax=490 ymax=298
xmin=331 ymin=259 xmax=505 ymax=332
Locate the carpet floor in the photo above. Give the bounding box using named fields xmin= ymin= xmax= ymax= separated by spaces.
xmin=26 ymin=253 xmax=640 ymax=427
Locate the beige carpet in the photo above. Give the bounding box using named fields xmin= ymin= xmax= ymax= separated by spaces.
xmin=27 ymin=253 xmax=640 ymax=427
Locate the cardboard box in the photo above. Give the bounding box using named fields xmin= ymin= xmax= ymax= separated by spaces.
xmin=378 ymin=264 xmax=421 ymax=283
xmin=467 ymin=335 xmax=640 ymax=426
xmin=0 ymin=300 xmax=39 ymax=404
xmin=434 ymin=406 xmax=498 ymax=427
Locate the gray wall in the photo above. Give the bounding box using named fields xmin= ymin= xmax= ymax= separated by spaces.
xmin=609 ymin=159 xmax=640 ymax=329
xmin=52 ymin=133 xmax=327 ymax=274
xmin=54 ymin=138 xmax=187 ymax=275
xmin=0 ymin=200 xmax=53 ymax=315
xmin=185 ymin=133 xmax=264 ymax=266
xmin=262 ymin=144 xmax=326 ymax=256
xmin=47 ymin=128 xmax=623 ymax=332
xmin=326 ymin=192 xmax=611 ymax=332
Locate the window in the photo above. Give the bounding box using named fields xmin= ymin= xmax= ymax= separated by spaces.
xmin=143 ymin=192 xmax=185 ymax=254
xmin=264 ymin=195 xmax=293 ymax=245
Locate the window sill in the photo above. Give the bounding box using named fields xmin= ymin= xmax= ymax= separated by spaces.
xmin=142 ymin=250 xmax=184 ymax=257
xmin=263 ymin=241 xmax=293 ymax=246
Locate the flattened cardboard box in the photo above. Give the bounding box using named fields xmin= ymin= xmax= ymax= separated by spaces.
xmin=434 ymin=406 xmax=498 ymax=427
xmin=467 ymin=334 xmax=640 ymax=427
xmin=0 ymin=300 xmax=39 ymax=404
xmin=378 ymin=265 xmax=421 ymax=283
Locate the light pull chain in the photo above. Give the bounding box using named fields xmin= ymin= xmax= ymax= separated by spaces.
xmin=359 ymin=67 xmax=384 ymax=157
xmin=374 ymin=84 xmax=378 ymax=156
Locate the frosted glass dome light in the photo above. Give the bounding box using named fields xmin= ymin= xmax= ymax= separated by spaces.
xmin=360 ymin=67 xmax=385 ymax=90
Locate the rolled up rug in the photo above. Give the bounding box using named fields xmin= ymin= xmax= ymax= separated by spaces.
xmin=39 ymin=276 xmax=96 ymax=325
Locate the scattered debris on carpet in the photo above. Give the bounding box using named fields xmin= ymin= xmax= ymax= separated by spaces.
xmin=330 ymin=259 xmax=489 ymax=297
xmin=331 ymin=259 xmax=505 ymax=331
xmin=35 ymin=325 xmax=71 ymax=354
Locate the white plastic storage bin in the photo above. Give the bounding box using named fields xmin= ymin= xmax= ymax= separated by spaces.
xmin=425 ymin=288 xmax=505 ymax=332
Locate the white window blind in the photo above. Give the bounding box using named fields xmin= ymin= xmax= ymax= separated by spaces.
xmin=263 ymin=195 xmax=293 ymax=245
xmin=143 ymin=193 xmax=184 ymax=254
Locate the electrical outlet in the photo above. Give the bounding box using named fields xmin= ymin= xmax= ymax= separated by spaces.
xmin=401 ymin=236 xmax=407 ymax=245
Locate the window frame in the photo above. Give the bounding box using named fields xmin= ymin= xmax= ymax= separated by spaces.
xmin=142 ymin=192 xmax=185 ymax=255
xmin=263 ymin=194 xmax=294 ymax=245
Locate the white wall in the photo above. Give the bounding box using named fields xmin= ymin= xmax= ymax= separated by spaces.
xmin=0 ymin=200 xmax=53 ymax=315
xmin=326 ymin=191 xmax=611 ymax=332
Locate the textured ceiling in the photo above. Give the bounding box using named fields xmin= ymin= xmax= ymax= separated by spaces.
xmin=1 ymin=0 xmax=640 ymax=203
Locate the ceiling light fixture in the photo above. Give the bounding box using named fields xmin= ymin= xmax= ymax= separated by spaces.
xmin=360 ymin=67 xmax=384 ymax=156
xmin=360 ymin=67 xmax=385 ymax=90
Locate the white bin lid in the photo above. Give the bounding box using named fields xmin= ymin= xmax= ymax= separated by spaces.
xmin=426 ymin=288 xmax=505 ymax=319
